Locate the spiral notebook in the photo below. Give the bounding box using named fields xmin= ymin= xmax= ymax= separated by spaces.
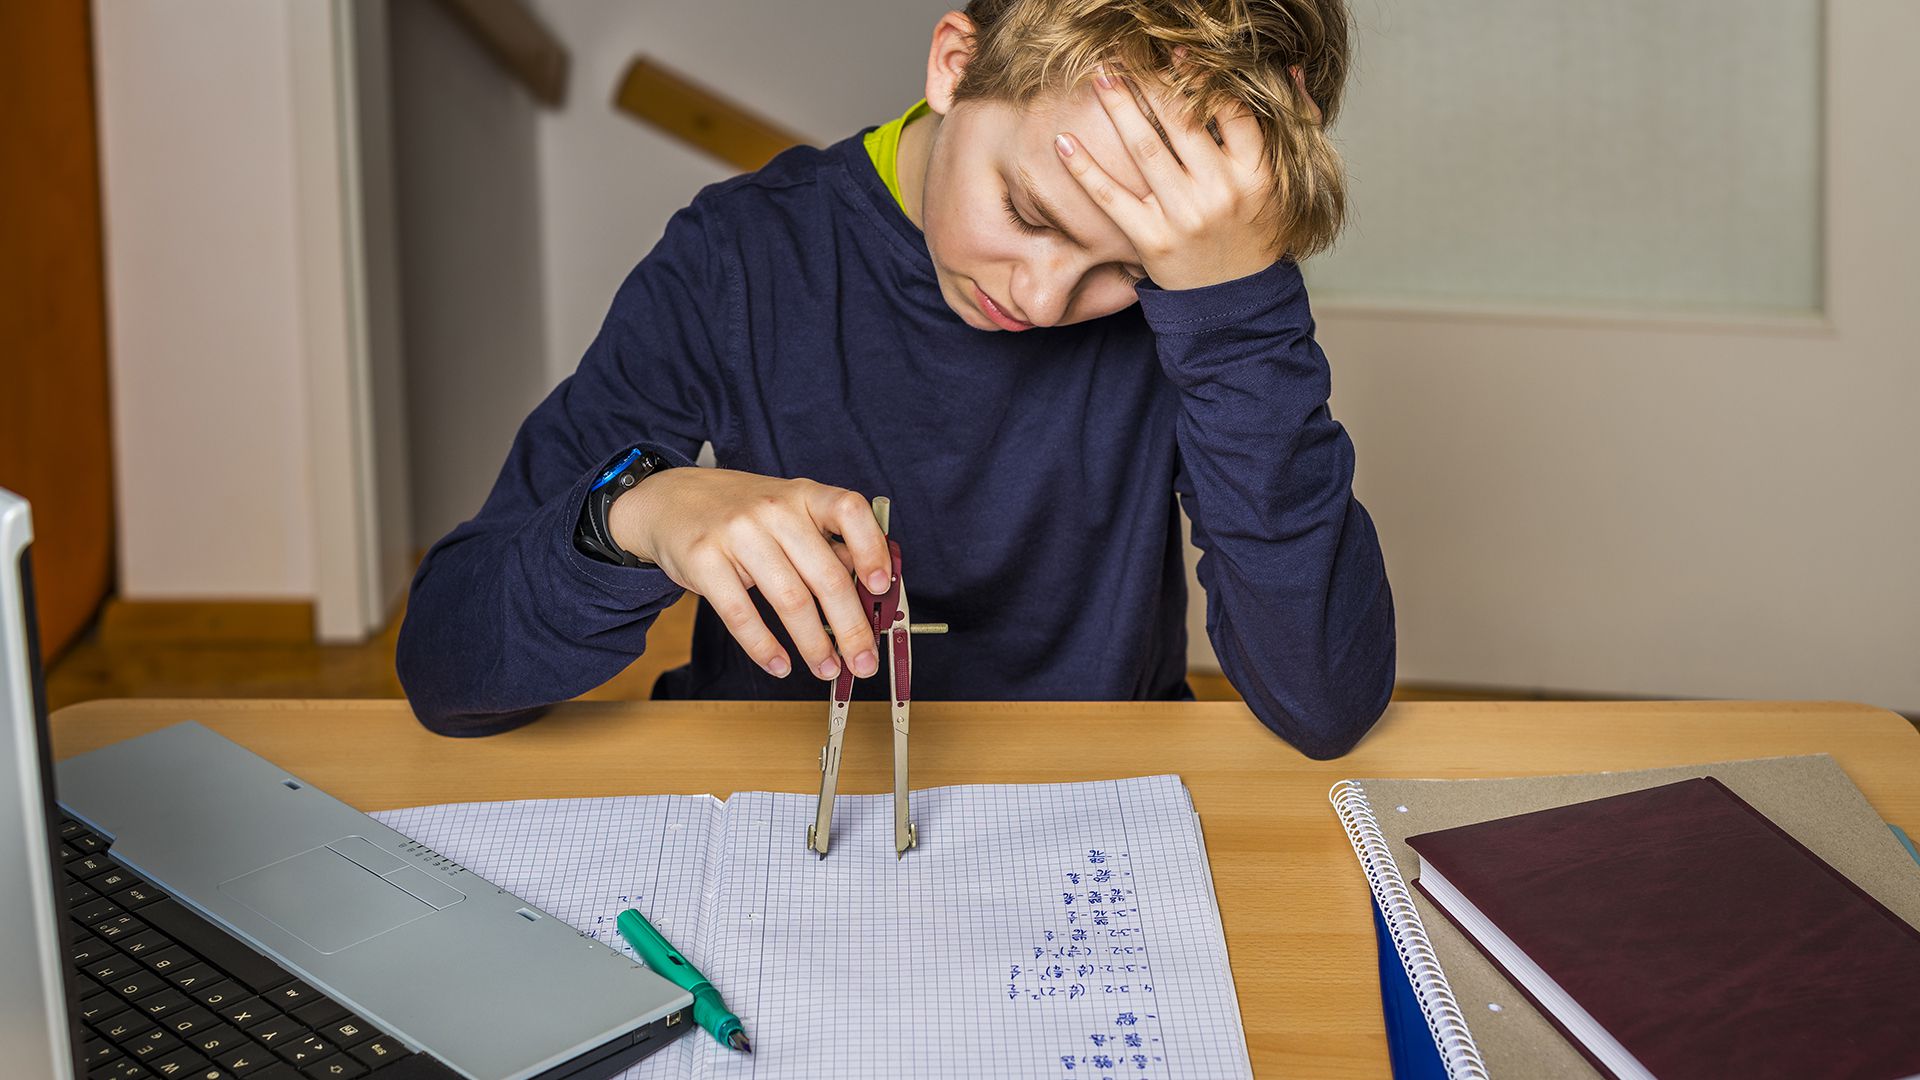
xmin=1329 ymin=755 xmax=1920 ymax=1079
xmin=370 ymin=774 xmax=1251 ymax=1080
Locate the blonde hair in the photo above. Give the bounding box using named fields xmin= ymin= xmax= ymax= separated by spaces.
xmin=952 ymin=0 xmax=1349 ymax=261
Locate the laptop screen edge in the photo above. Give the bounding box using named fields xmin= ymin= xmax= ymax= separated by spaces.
xmin=2 ymin=491 xmax=83 ymax=1077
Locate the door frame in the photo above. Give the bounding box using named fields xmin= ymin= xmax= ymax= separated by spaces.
xmin=289 ymin=0 xmax=412 ymax=642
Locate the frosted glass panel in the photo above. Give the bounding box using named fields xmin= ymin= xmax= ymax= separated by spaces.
xmin=1304 ymin=0 xmax=1822 ymax=315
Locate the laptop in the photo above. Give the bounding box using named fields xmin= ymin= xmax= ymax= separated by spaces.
xmin=0 ymin=489 xmax=692 ymax=1079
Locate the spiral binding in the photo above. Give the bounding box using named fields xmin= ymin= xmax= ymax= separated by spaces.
xmin=1329 ymin=780 xmax=1488 ymax=1080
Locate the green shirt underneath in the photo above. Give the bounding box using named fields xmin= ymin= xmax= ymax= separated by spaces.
xmin=863 ymin=99 xmax=930 ymax=217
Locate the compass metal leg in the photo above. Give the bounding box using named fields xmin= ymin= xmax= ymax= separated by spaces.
xmin=893 ymin=717 xmax=914 ymax=855
xmin=888 ymin=590 xmax=915 ymax=856
xmin=808 ymin=666 xmax=855 ymax=856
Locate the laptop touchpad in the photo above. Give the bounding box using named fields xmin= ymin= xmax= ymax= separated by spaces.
xmin=220 ymin=844 xmax=435 ymax=954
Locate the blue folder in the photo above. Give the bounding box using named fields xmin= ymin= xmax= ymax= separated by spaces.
xmin=1373 ymin=896 xmax=1450 ymax=1079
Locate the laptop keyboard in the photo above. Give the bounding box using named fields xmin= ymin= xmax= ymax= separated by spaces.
xmin=59 ymin=815 xmax=438 ymax=1080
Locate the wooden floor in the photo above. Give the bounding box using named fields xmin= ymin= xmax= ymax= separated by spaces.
xmin=47 ymin=592 xmax=1579 ymax=715
xmin=47 ymin=594 xmax=691 ymax=712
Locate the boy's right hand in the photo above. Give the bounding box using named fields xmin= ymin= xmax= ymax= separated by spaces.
xmin=607 ymin=468 xmax=892 ymax=682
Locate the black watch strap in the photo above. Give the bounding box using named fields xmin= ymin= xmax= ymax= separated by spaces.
xmin=574 ymin=447 xmax=672 ymax=568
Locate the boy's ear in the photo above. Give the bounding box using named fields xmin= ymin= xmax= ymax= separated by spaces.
xmin=923 ymin=10 xmax=976 ymax=115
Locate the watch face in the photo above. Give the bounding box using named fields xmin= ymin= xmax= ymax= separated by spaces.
xmin=592 ymin=447 xmax=647 ymax=492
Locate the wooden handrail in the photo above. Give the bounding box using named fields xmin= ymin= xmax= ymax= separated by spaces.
xmin=613 ymin=56 xmax=807 ymax=171
xmin=433 ymin=0 xmax=568 ymax=107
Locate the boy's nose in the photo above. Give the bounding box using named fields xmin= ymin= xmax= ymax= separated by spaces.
xmin=1011 ymin=264 xmax=1074 ymax=328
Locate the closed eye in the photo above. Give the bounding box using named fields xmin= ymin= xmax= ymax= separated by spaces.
xmin=1005 ymin=183 xmax=1143 ymax=289
xmin=1003 ymin=192 xmax=1049 ymax=236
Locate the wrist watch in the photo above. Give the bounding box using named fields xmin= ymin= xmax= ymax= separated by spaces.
xmin=574 ymin=447 xmax=673 ymax=567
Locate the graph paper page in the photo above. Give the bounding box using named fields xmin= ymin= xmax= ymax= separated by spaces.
xmin=698 ymin=774 xmax=1250 ymax=1080
xmin=372 ymin=775 xmax=1250 ymax=1080
xmin=370 ymin=794 xmax=723 ymax=1080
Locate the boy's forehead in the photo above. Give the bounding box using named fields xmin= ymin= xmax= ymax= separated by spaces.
xmin=1005 ymin=86 xmax=1153 ymax=202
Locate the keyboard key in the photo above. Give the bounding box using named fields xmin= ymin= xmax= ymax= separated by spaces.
xmin=88 ymin=952 xmax=142 ymax=983
xmin=73 ymin=933 xmax=115 ymax=967
xmin=82 ymin=1036 xmax=120 ymax=1066
xmin=93 ymin=867 xmax=143 ymax=893
xmin=137 ymin=988 xmax=192 ymax=1018
xmin=125 ymin=1027 xmax=182 ymax=1060
xmin=164 ymin=1004 xmax=220 ymax=1037
xmin=245 ymin=1015 xmax=307 ymax=1050
xmin=96 ymin=915 xmax=147 ymax=942
xmin=301 ymin=1056 xmax=367 ymax=1079
xmin=278 ymin=1035 xmax=332 ymax=1067
xmin=144 ymin=946 xmax=193 ymax=976
xmin=147 ymin=1047 xmax=209 ymax=1078
xmin=60 ymin=817 xmax=86 ymax=839
xmin=71 ymin=832 xmax=109 ymax=854
xmin=214 ymin=1044 xmax=273 ymax=1075
xmin=192 ymin=980 xmax=245 ymax=1010
xmin=97 ymin=1010 xmax=143 ymax=1042
xmin=89 ymin=1057 xmax=154 ymax=1080
xmin=217 ymin=997 xmax=279 ymax=1029
xmin=346 ymin=1038 xmax=409 ymax=1069
xmin=62 ymin=842 xmax=83 ymax=862
xmin=110 ymin=970 xmax=167 ymax=1002
xmin=118 ymin=930 xmax=171 ymax=959
xmin=140 ymin=899 xmax=293 ymax=993
xmin=186 ymin=1022 xmax=244 ymax=1056
xmin=75 ymin=897 xmax=126 ymax=925
xmin=68 ymin=880 xmax=101 ymax=907
xmin=315 ymin=1015 xmax=375 ymax=1049
xmin=266 ymin=982 xmax=320 ymax=1011
xmin=114 ymin=882 xmax=171 ymax=909
xmin=168 ymin=963 xmax=219 ymax=993
xmin=290 ymin=999 xmax=348 ymax=1029
xmin=70 ymin=853 xmax=120 ymax=878
xmin=77 ymin=994 xmax=123 ymax=1025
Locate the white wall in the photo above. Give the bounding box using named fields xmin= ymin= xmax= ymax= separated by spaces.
xmin=1309 ymin=0 xmax=1823 ymax=315
xmin=94 ymin=0 xmax=317 ymax=599
xmin=1317 ymin=1 xmax=1920 ymax=710
xmin=95 ymin=0 xmax=414 ymax=638
xmin=526 ymin=0 xmax=940 ymax=385
xmin=388 ymin=0 xmax=552 ymax=545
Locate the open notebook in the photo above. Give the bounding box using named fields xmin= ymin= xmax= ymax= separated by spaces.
xmin=370 ymin=774 xmax=1250 ymax=1080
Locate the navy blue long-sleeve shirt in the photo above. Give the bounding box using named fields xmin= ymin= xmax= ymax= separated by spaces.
xmin=395 ymin=130 xmax=1394 ymax=759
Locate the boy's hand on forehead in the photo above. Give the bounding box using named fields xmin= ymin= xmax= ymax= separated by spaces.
xmin=1054 ymin=64 xmax=1311 ymax=292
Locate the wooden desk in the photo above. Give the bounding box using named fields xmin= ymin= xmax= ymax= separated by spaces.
xmin=51 ymin=698 xmax=1920 ymax=1078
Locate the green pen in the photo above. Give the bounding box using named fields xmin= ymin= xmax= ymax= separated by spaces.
xmin=617 ymin=908 xmax=751 ymax=1054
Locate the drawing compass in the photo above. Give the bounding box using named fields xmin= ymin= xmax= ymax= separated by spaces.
xmin=807 ymin=496 xmax=944 ymax=858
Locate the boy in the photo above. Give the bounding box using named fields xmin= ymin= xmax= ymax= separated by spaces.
xmin=397 ymin=0 xmax=1394 ymax=760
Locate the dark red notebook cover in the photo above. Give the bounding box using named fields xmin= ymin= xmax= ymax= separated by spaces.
xmin=1406 ymin=777 xmax=1920 ymax=1080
